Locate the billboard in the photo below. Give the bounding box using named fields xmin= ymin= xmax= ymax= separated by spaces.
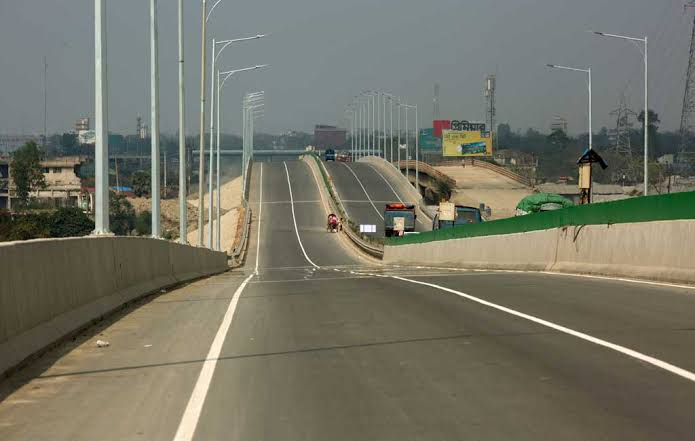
xmin=442 ymin=129 xmax=493 ymax=157
xmin=419 ymin=128 xmax=442 ymax=151
xmin=433 ymin=120 xmax=451 ymax=138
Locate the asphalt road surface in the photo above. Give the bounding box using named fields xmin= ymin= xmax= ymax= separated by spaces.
xmin=325 ymin=161 xmax=429 ymax=235
xmin=1 ymin=159 xmax=694 ymax=440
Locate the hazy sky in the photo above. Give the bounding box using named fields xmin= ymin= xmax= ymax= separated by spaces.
xmin=0 ymin=0 xmax=693 ymax=136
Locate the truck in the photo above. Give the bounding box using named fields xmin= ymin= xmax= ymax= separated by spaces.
xmin=384 ymin=203 xmax=417 ymax=237
xmin=432 ymin=204 xmax=483 ymax=230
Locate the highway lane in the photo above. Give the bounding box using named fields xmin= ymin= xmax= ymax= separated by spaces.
xmin=1 ymin=159 xmax=695 ymax=440
xmin=325 ymin=161 xmax=428 ymax=236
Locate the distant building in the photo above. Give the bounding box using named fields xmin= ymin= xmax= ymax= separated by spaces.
xmin=2 ymin=156 xmax=86 ymax=209
xmin=75 ymin=117 xmax=90 ymax=132
xmin=0 ymin=135 xmax=38 ymax=154
xmin=314 ymin=125 xmax=347 ymax=149
xmin=657 ymin=154 xmax=675 ymax=166
xmin=78 ymin=130 xmax=96 ymax=145
xmin=550 ymin=116 xmax=568 ymax=134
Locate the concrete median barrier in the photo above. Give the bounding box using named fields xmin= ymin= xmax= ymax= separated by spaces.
xmin=384 ymin=219 xmax=695 ymax=285
xmin=0 ymin=236 xmax=228 ymax=376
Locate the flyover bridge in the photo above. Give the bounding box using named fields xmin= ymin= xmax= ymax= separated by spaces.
xmin=1 ymin=158 xmax=694 ymax=440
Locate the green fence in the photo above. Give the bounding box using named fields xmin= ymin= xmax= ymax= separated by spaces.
xmin=387 ymin=191 xmax=695 ymax=246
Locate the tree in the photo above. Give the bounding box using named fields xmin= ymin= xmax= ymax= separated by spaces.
xmin=135 ymin=210 xmax=152 ymax=236
xmin=11 ymin=141 xmax=46 ymax=207
xmin=132 ymin=170 xmax=151 ymax=197
xmin=110 ymin=192 xmax=136 ymax=235
xmin=547 ymin=129 xmax=570 ymax=148
xmin=637 ymin=110 xmax=660 ymax=157
xmin=50 ymin=207 xmax=94 ymax=237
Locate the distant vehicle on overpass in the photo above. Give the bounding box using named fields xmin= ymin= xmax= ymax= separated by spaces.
xmin=324 ymin=148 xmax=336 ymax=161
xmin=384 ymin=203 xmax=416 ymax=237
xmin=336 ymin=151 xmax=352 ymax=162
xmin=432 ymin=205 xmax=483 ymax=230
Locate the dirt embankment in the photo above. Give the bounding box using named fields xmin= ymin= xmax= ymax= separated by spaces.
xmin=127 ymin=176 xmax=242 ymax=251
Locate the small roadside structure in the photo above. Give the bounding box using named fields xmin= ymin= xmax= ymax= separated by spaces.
xmin=577 ymin=149 xmax=608 ymax=204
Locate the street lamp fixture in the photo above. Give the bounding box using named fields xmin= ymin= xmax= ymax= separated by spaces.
xmin=546 ymin=63 xmax=593 ymax=151
xmin=592 ymin=30 xmax=649 ymax=195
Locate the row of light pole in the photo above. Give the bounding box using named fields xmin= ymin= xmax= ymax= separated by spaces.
xmin=548 ymin=30 xmax=649 ymax=196
xmin=92 ymin=0 xmax=268 ymax=248
xmin=346 ymin=91 xmax=419 ymax=191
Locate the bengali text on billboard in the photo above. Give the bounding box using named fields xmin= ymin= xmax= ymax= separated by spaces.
xmin=442 ymin=129 xmax=493 ymax=157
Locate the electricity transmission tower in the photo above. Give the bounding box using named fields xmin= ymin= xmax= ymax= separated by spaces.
xmin=609 ymin=98 xmax=639 ymax=183
xmin=678 ymin=1 xmax=695 ymax=170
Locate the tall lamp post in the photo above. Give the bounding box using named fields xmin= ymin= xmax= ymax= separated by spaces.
xmin=177 ymin=0 xmax=186 ymax=243
xmin=150 ymin=0 xmax=161 ymax=238
xmin=593 ymin=31 xmax=648 ymax=195
xmin=215 ymin=66 xmax=267 ymax=250
xmin=546 ymin=64 xmax=593 ymax=151
xmin=207 ymin=34 xmax=266 ymax=248
xmin=93 ymin=0 xmax=109 ymax=234
xmin=402 ymin=103 xmax=419 ymax=191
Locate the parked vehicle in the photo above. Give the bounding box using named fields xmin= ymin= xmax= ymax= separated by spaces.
xmin=384 ymin=203 xmax=416 ymax=237
xmin=324 ymin=148 xmax=336 ymax=161
xmin=336 ymin=151 xmax=352 ymax=162
xmin=432 ymin=205 xmax=483 ymax=230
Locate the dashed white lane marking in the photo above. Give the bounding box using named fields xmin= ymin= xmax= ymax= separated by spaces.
xmin=284 ymin=162 xmax=320 ymax=269
xmin=342 ymin=162 xmax=384 ymax=220
xmin=173 ymin=273 xmax=255 ymax=440
xmin=389 ymin=275 xmax=695 ymax=383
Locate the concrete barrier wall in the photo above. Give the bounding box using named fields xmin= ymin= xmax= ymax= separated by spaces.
xmin=385 ymin=219 xmax=695 ymax=285
xmin=0 ymin=236 xmax=228 ymax=375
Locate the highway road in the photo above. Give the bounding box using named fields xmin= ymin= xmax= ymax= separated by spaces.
xmin=325 ymin=161 xmax=429 ymax=235
xmin=1 ymin=159 xmax=695 ymax=440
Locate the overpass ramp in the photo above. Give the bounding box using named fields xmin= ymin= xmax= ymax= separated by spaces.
xmin=436 ymin=164 xmax=533 ymax=219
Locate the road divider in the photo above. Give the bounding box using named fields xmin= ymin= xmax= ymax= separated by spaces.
xmin=0 ymin=237 xmax=228 ymax=377
xmin=303 ymin=154 xmax=384 ymax=259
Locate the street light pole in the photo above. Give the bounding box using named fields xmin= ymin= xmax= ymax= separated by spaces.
xmin=593 ymin=31 xmax=648 ymax=195
xmin=93 ymin=0 xmax=109 ymax=234
xmin=197 ymin=0 xmax=207 ymax=246
xmin=150 ymin=0 xmax=161 ymax=238
xmin=177 ymin=0 xmax=186 ymax=244
xmin=547 ymin=64 xmax=592 ymax=151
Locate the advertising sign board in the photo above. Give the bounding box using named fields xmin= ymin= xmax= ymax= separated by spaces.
xmin=442 ymin=129 xmax=493 ymax=157
xmin=419 ymin=128 xmax=442 ymax=151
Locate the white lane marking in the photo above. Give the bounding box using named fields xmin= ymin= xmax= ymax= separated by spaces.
xmin=396 ymin=264 xmax=695 ymax=293
xmin=254 ymin=163 xmax=263 ymax=274
xmin=173 ymin=273 xmax=255 ymax=441
xmin=366 ymin=163 xmax=431 ymax=225
xmin=342 ymin=162 xmax=383 ymax=220
xmin=389 ymin=275 xmax=695 ymax=383
xmin=366 ymin=163 xmax=404 ymax=203
xmin=260 ymin=200 xmax=321 ymax=205
xmin=284 ymin=162 xmax=320 ymax=269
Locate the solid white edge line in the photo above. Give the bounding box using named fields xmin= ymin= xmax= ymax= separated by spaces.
xmin=389 ymin=275 xmax=695 ymax=383
xmin=365 ymin=162 xmax=431 ymax=225
xmin=284 ymin=161 xmax=320 ymax=269
xmin=342 ymin=162 xmax=384 ymax=220
xmin=172 ymin=272 xmax=255 ymax=441
xmin=254 ymin=163 xmax=263 ymax=274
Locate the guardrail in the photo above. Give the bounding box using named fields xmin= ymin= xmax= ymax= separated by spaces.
xmin=306 ymin=154 xmax=384 ymax=259
xmin=396 ymin=160 xmax=457 ymax=188
xmin=231 ymin=161 xmax=253 ymax=265
xmin=435 ymin=158 xmax=533 ymax=187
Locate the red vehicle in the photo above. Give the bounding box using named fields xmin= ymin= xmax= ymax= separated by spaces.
xmin=327 ymin=213 xmax=339 ymax=232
